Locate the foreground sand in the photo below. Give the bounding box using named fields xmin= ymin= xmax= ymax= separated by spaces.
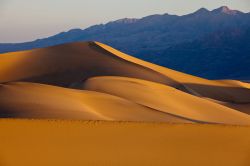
xmin=0 ymin=119 xmax=250 ymax=166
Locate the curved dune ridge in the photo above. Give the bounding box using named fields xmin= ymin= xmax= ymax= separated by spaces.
xmin=0 ymin=41 xmax=250 ymax=125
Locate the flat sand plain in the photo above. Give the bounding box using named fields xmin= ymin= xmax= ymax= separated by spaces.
xmin=0 ymin=119 xmax=250 ymax=166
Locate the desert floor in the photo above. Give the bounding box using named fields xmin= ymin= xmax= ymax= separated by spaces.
xmin=0 ymin=119 xmax=250 ymax=166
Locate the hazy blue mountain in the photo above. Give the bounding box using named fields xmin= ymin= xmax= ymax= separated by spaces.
xmin=0 ymin=6 xmax=249 ymax=79
xmin=144 ymin=28 xmax=250 ymax=79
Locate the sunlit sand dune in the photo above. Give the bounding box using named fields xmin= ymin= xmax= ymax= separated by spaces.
xmin=0 ymin=41 xmax=249 ymax=103
xmin=0 ymin=41 xmax=249 ymax=124
xmin=83 ymin=76 xmax=250 ymax=125
xmin=0 ymin=119 xmax=250 ymax=166
xmin=96 ymin=42 xmax=250 ymax=103
xmin=0 ymin=42 xmax=176 ymax=88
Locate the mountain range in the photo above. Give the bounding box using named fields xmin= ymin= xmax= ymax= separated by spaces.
xmin=0 ymin=6 xmax=249 ymax=79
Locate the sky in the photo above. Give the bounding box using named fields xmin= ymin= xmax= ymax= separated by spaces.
xmin=0 ymin=0 xmax=249 ymax=43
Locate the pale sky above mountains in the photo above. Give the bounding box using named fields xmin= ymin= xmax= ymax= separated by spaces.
xmin=0 ymin=0 xmax=249 ymax=43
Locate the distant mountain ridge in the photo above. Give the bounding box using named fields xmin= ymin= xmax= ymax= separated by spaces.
xmin=0 ymin=6 xmax=249 ymax=79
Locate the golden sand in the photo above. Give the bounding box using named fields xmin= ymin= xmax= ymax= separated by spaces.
xmin=0 ymin=119 xmax=250 ymax=166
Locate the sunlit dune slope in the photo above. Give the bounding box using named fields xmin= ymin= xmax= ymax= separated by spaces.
xmin=1 ymin=119 xmax=250 ymax=166
xmin=95 ymin=42 xmax=250 ymax=103
xmin=83 ymin=76 xmax=250 ymax=125
xmin=0 ymin=82 xmax=189 ymax=123
xmin=0 ymin=42 xmax=177 ymax=88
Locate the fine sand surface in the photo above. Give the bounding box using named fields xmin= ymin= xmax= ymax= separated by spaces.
xmin=0 ymin=119 xmax=250 ymax=166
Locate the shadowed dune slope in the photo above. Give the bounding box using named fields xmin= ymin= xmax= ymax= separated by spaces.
xmin=95 ymin=42 xmax=250 ymax=103
xmin=0 ymin=82 xmax=190 ymax=123
xmin=0 ymin=120 xmax=250 ymax=166
xmin=83 ymin=76 xmax=250 ymax=125
xmin=224 ymin=103 xmax=250 ymax=115
xmin=205 ymin=98 xmax=250 ymax=115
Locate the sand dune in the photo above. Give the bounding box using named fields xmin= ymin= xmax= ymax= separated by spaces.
xmin=0 ymin=82 xmax=189 ymax=123
xmin=83 ymin=76 xmax=250 ymax=125
xmin=0 ymin=41 xmax=249 ymax=103
xmin=0 ymin=41 xmax=249 ymax=125
xmin=95 ymin=42 xmax=250 ymax=103
xmin=0 ymin=119 xmax=250 ymax=166
xmin=0 ymin=42 xmax=176 ymax=88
